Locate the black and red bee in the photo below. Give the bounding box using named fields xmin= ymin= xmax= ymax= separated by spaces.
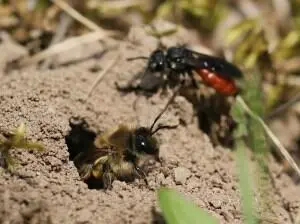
xmin=119 ymin=46 xmax=242 ymax=96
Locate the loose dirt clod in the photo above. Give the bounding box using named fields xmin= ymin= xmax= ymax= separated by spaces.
xmin=174 ymin=167 xmax=191 ymax=185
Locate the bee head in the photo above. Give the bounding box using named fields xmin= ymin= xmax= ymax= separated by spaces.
xmin=132 ymin=127 xmax=158 ymax=156
xmin=126 ymin=50 xmax=166 ymax=77
xmin=147 ymin=50 xmax=166 ymax=72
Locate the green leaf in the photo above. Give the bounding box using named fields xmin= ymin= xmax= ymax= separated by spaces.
xmin=183 ymin=7 xmax=208 ymax=18
xmin=34 ymin=0 xmax=51 ymax=10
xmin=231 ymin=101 xmax=248 ymax=138
xmin=281 ymin=31 xmax=300 ymax=49
xmin=235 ymin=140 xmax=258 ymax=224
xmin=225 ymin=19 xmax=256 ymax=45
xmin=275 ymin=30 xmax=300 ymax=59
xmin=158 ymin=188 xmax=218 ymax=224
xmin=156 ymin=1 xmax=173 ymax=18
xmin=265 ymin=85 xmax=284 ymax=114
xmin=12 ymin=123 xmax=26 ymax=145
xmin=145 ymin=26 xmax=178 ymax=38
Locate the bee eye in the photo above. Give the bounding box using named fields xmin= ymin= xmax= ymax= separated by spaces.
xmin=133 ymin=128 xmax=158 ymax=155
xmin=135 ymin=134 xmax=157 ymax=155
xmin=149 ymin=61 xmax=164 ymax=72
xmin=135 ymin=135 xmax=147 ymax=151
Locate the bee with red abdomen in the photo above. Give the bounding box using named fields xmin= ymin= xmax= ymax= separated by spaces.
xmin=118 ymin=46 xmax=242 ymax=96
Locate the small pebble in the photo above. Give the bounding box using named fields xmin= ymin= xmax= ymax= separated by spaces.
xmin=209 ymin=198 xmax=222 ymax=209
xmin=156 ymin=173 xmax=165 ymax=185
xmin=174 ymin=167 xmax=191 ymax=185
xmin=77 ymin=208 xmax=92 ymax=224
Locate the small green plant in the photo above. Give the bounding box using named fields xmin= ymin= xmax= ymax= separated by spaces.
xmin=230 ymin=70 xmax=278 ymax=224
xmin=155 ymin=0 xmax=227 ymax=32
xmin=158 ymin=188 xmax=218 ymax=224
xmin=0 ymin=123 xmax=44 ymax=171
xmin=226 ymin=19 xmax=268 ymax=70
xmin=231 ymin=101 xmax=258 ymax=224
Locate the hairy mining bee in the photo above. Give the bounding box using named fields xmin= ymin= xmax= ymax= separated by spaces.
xmin=65 ymin=96 xmax=176 ymax=189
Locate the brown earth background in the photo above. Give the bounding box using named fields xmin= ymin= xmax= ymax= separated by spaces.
xmin=0 ymin=24 xmax=300 ymax=224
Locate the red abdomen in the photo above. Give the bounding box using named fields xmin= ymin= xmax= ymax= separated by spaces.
xmin=195 ymin=68 xmax=238 ymax=96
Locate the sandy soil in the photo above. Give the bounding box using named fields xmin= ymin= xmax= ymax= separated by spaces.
xmin=0 ymin=23 xmax=300 ymax=224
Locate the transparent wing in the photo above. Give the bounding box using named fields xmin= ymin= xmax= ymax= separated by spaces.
xmin=185 ymin=49 xmax=243 ymax=79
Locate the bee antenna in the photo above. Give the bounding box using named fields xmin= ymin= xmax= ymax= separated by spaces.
xmin=127 ymin=56 xmax=149 ymax=61
xmin=149 ymin=85 xmax=182 ymax=134
xmin=151 ymin=124 xmax=178 ymax=135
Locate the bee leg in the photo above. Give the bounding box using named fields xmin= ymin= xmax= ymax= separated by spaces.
xmin=135 ymin=166 xmax=148 ymax=186
xmin=114 ymin=70 xmax=145 ymax=93
xmin=102 ymin=171 xmax=115 ymax=189
xmin=187 ymin=70 xmax=200 ymax=89
xmin=115 ymin=81 xmax=142 ymax=92
xmin=156 ymin=154 xmax=162 ymax=164
xmin=191 ymin=77 xmax=200 ymax=89
xmin=159 ymin=73 xmax=170 ymax=96
xmin=160 ymin=85 xmax=169 ymax=97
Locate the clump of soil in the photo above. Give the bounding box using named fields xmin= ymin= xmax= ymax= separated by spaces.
xmin=0 ymin=23 xmax=299 ymax=224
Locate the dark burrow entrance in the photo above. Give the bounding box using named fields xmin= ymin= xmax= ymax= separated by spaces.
xmin=64 ymin=117 xmax=105 ymax=189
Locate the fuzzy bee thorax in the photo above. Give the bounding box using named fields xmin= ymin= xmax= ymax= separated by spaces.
xmin=94 ymin=124 xmax=133 ymax=151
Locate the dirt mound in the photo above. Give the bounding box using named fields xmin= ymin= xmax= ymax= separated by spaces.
xmin=0 ymin=24 xmax=299 ymax=224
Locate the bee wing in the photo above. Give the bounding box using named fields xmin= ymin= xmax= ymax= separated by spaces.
xmin=185 ymin=49 xmax=243 ymax=79
xmin=97 ymin=124 xmax=132 ymax=151
xmin=81 ymin=145 xmax=116 ymax=163
xmin=109 ymin=125 xmax=133 ymax=149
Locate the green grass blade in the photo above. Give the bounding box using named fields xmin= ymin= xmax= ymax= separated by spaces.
xmin=235 ymin=139 xmax=258 ymax=224
xmin=158 ymin=188 xmax=218 ymax=224
xmin=232 ymin=70 xmax=292 ymax=223
xmin=231 ymin=99 xmax=258 ymax=224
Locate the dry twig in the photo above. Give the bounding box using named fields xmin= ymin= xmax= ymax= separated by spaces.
xmin=17 ymin=31 xmax=115 ymax=67
xmin=85 ymin=53 xmax=120 ymax=100
xmin=41 ymin=12 xmax=74 ymax=69
xmin=267 ymin=91 xmax=300 ymax=119
xmin=51 ymin=0 xmax=103 ymax=31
